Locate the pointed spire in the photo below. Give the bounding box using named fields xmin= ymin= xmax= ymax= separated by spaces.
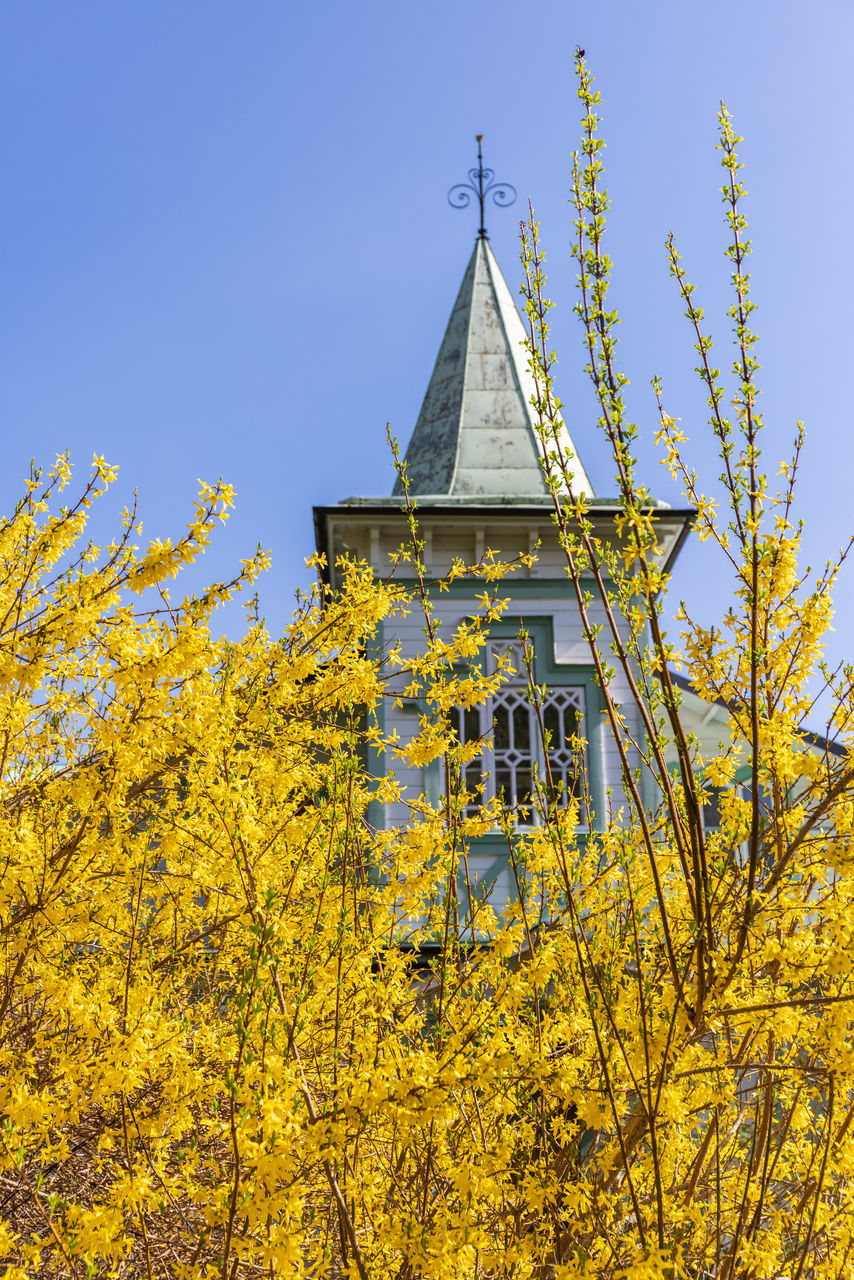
xmin=394 ymin=238 xmax=595 ymax=500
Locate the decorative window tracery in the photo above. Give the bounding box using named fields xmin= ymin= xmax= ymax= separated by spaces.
xmin=452 ymin=641 xmax=586 ymax=823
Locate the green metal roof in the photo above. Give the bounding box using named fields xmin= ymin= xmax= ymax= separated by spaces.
xmin=393 ymin=237 xmax=595 ymax=500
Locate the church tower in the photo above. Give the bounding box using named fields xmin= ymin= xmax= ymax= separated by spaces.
xmin=314 ymin=151 xmax=693 ymax=912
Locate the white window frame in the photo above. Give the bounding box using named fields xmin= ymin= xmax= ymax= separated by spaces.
xmin=453 ymin=640 xmax=587 ymax=825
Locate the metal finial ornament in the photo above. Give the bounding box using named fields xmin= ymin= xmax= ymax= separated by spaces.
xmin=447 ymin=134 xmax=517 ymax=239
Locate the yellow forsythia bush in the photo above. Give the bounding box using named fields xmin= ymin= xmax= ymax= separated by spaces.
xmin=2 ymin=60 xmax=854 ymax=1280
xmin=0 ymin=435 xmax=852 ymax=1280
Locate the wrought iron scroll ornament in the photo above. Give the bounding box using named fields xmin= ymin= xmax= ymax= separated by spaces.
xmin=447 ymin=133 xmax=517 ymax=239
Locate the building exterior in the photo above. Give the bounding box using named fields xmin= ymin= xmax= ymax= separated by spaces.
xmin=314 ymin=232 xmax=694 ymax=911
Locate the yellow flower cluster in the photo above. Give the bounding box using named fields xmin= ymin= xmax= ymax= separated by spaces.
xmin=0 ymin=453 xmax=849 ymax=1279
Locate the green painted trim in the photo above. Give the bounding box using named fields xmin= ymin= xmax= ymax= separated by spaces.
xmin=460 ymin=834 xmax=514 ymax=909
xmin=456 ymin=831 xmax=592 ymax=937
xmin=365 ymin=619 xmax=386 ymax=830
xmin=634 ymin=620 xmax=659 ymax=818
xmin=424 ymin=758 xmax=441 ymax=807
xmin=463 ymin=832 xmax=513 ymax=858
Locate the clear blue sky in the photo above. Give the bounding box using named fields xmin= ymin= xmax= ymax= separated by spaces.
xmin=1 ymin=2 xmax=852 ymax=713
